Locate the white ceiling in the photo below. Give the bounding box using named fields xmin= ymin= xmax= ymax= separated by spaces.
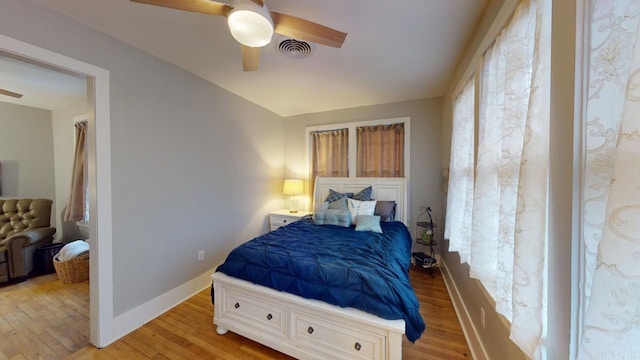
xmin=7 ymin=0 xmax=488 ymax=116
xmin=0 ymin=54 xmax=86 ymax=110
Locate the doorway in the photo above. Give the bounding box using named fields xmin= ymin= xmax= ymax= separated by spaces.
xmin=0 ymin=34 xmax=113 ymax=348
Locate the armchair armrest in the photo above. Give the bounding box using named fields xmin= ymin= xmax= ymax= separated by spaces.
xmin=5 ymin=227 xmax=56 ymax=279
xmin=6 ymin=227 xmax=56 ymax=247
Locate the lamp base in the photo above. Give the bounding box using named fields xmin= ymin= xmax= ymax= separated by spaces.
xmin=288 ymin=195 xmax=299 ymax=214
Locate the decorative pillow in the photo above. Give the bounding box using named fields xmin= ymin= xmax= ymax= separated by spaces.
xmin=328 ymin=196 xmax=348 ymax=210
xmin=355 ymin=215 xmax=383 ymax=233
xmin=312 ymin=209 xmax=351 ymax=227
xmin=374 ymin=200 xmax=397 ymax=222
xmin=347 ymin=198 xmax=377 ymax=225
xmin=314 ymin=201 xmax=329 ymax=213
xmin=325 ymin=189 xmax=354 ymax=203
xmin=351 ymin=185 xmax=373 ymax=201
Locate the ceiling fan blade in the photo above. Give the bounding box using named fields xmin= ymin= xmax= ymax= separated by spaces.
xmin=0 ymin=88 xmax=23 ymax=99
xmin=271 ymin=11 xmax=347 ymax=48
xmin=249 ymin=0 xmax=264 ymax=6
xmin=130 ymin=0 xmax=231 ymax=16
xmin=241 ymin=46 xmax=260 ymax=71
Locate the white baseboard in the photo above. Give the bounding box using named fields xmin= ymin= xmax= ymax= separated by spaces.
xmin=440 ymin=260 xmax=489 ymax=360
xmin=105 ymin=268 xmax=215 ymax=347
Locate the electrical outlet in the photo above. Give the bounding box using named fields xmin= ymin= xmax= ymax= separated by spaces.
xmin=480 ymin=307 xmax=486 ymax=329
xmin=198 ymin=250 xmax=205 ymax=261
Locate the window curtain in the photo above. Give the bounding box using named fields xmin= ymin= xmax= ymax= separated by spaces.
xmin=579 ymin=1 xmax=640 ymax=358
xmin=444 ymin=76 xmax=475 ymax=264
xmin=356 ymin=123 xmax=404 ymax=177
xmin=310 ymin=129 xmax=348 ymax=187
xmin=445 ymin=0 xmax=549 ymax=357
xmin=470 ymin=1 xmax=549 ymax=357
xmin=64 ymin=121 xmax=87 ymax=222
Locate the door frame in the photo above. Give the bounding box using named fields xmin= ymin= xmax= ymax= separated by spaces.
xmin=0 ymin=34 xmax=114 ymax=348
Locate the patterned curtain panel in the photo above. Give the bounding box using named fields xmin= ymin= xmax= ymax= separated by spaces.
xmin=579 ymin=1 xmax=640 ymax=358
xmin=64 ymin=121 xmax=87 ymax=222
xmin=445 ymin=0 xmax=549 ymax=357
xmin=356 ymin=123 xmax=404 ymax=177
xmin=472 ymin=1 xmax=549 ymax=357
xmin=444 ymin=76 xmax=475 ymax=264
xmin=310 ymin=129 xmax=349 ymax=187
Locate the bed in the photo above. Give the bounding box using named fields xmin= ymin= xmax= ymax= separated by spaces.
xmin=211 ymin=177 xmax=424 ymax=360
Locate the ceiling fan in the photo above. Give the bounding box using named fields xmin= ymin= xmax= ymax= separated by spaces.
xmin=0 ymin=88 xmax=23 ymax=99
xmin=130 ymin=0 xmax=347 ymax=71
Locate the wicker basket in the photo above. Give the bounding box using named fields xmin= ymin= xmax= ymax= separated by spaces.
xmin=53 ymin=253 xmax=89 ymax=284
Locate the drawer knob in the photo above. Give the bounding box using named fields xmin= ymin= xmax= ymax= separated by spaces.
xmin=283 ymin=220 xmax=287 ymax=223
xmin=354 ymin=342 xmax=362 ymax=351
xmin=266 ymin=313 xmax=273 ymax=320
xmin=307 ymin=326 xmax=314 ymax=334
xmin=234 ymin=302 xmax=240 ymax=309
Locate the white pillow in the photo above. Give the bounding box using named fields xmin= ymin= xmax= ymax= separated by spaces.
xmin=347 ymin=198 xmax=377 ymax=225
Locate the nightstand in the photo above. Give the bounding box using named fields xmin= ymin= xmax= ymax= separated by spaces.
xmin=269 ymin=209 xmax=312 ymax=231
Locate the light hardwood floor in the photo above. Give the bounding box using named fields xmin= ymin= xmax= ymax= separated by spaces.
xmin=0 ymin=267 xmax=470 ymax=359
xmin=0 ymin=273 xmax=89 ymax=359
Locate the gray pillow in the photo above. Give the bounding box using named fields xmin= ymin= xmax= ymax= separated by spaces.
xmin=314 ymin=201 xmax=329 ymax=212
xmin=374 ymin=200 xmax=397 ymax=221
xmin=313 ymin=209 xmax=351 ymax=227
xmin=328 ymin=196 xmax=348 ymax=210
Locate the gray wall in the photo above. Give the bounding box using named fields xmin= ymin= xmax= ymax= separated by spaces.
xmin=0 ymin=102 xmax=56 ymax=209
xmin=283 ymin=98 xmax=443 ymax=242
xmin=51 ymin=99 xmax=87 ymax=242
xmin=0 ymin=99 xmax=88 ymax=242
xmin=0 ymin=0 xmax=285 ymax=316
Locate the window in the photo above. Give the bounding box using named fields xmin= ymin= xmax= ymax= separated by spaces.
xmin=310 ymin=128 xmax=349 ymax=184
xmin=356 ymin=123 xmax=404 ymax=177
xmin=444 ymin=77 xmax=475 ymax=264
xmin=306 ymin=117 xmax=410 ymax=186
xmin=444 ymin=0 xmax=550 ymax=358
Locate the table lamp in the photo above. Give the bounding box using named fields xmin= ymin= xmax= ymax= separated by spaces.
xmin=282 ymin=179 xmax=303 ymax=213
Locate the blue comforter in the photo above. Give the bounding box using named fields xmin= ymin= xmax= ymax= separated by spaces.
xmin=215 ymin=216 xmax=425 ymax=342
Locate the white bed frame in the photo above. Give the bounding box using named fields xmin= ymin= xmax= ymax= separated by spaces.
xmin=212 ymin=177 xmax=408 ymax=360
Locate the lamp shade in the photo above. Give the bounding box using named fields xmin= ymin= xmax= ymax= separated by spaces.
xmin=282 ymin=179 xmax=303 ymax=195
xmin=227 ymin=0 xmax=274 ymax=48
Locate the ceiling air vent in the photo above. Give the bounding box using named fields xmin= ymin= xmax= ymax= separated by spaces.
xmin=275 ymin=36 xmax=315 ymax=59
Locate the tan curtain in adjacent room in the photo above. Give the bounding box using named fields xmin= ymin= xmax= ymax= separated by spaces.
xmin=310 ymin=129 xmax=348 ymax=187
xmin=64 ymin=121 xmax=87 ymax=222
xmin=356 ymin=123 xmax=404 ymax=177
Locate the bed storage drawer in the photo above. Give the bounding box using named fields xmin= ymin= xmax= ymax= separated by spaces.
xmin=290 ymin=310 xmax=386 ymax=360
xmin=213 ymin=272 xmax=405 ymax=360
xmin=217 ymin=285 xmax=287 ymax=340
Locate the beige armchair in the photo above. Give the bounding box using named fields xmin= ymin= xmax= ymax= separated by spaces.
xmin=0 ymin=199 xmax=56 ymax=282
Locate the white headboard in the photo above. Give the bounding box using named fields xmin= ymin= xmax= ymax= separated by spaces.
xmin=313 ymin=177 xmax=408 ymax=225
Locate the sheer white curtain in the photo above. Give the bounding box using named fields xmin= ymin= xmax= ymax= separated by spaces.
xmin=444 ymin=76 xmax=475 ymax=264
xmin=472 ymin=0 xmax=549 ymax=357
xmin=445 ymin=0 xmax=549 ymax=358
xmin=579 ymin=1 xmax=640 ymax=358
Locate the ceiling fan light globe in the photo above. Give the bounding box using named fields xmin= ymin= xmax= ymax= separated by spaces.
xmin=228 ymin=3 xmax=274 ymax=48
